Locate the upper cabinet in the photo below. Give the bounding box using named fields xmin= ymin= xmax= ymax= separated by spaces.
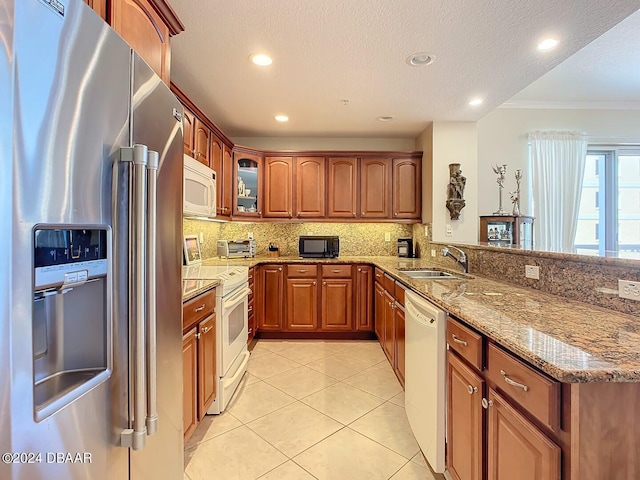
xmin=392 ymin=157 xmax=421 ymax=220
xmin=327 ymin=157 xmax=358 ymax=219
xmin=84 ymin=0 xmax=107 ymax=18
xmin=263 ymin=157 xmax=294 ymax=218
xmin=234 ymin=149 xmax=263 ymax=217
xmin=295 ymin=157 xmax=326 ymax=218
xmin=360 ymin=158 xmax=391 ymax=218
xmin=193 ymin=118 xmax=211 ymax=167
xmin=108 ymin=0 xmax=184 ymax=85
xmin=182 ymin=108 xmax=195 ymax=157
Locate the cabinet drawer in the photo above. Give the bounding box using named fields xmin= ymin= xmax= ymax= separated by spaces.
xmin=374 ymin=268 xmax=384 ymax=284
xmin=321 ymin=265 xmax=352 ymax=278
xmin=394 ymin=282 xmax=405 ymax=306
xmin=183 ymin=289 xmax=216 ymax=331
xmin=383 ymin=273 xmax=395 ymax=292
xmin=486 ymin=343 xmax=560 ymax=431
xmin=447 ymin=317 xmax=483 ymax=371
xmin=287 ymin=264 xmax=318 ymax=278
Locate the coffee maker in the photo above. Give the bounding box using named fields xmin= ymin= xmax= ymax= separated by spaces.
xmin=397 ymin=238 xmax=414 ymax=258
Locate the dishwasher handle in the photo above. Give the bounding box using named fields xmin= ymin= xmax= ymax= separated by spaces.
xmin=406 ymin=299 xmax=438 ymax=328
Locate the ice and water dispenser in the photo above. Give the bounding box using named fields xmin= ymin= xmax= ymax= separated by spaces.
xmin=32 ymin=227 xmax=111 ymax=420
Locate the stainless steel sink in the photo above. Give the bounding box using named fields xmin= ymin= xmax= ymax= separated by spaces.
xmin=400 ymin=270 xmax=460 ymax=279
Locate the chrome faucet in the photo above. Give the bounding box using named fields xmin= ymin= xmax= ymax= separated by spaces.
xmin=441 ymin=246 xmax=468 ymax=274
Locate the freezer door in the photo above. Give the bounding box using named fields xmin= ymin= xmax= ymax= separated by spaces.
xmin=129 ymin=54 xmax=184 ymax=480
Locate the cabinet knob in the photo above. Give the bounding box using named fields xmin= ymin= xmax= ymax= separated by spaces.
xmin=195 ymin=332 xmax=201 ymax=340
xmin=352 ymin=212 xmax=356 ymax=217
xmin=323 ymin=281 xmax=327 ymax=285
xmin=394 ymin=212 xmax=398 ymax=216
xmin=357 ymin=268 xmax=362 ymax=272
xmin=313 ymin=281 xmax=317 ymax=286
xmin=278 ymin=267 xmax=282 ymax=271
xmin=481 ymin=398 xmax=493 ymax=409
xmin=467 ymin=385 xmax=478 ymax=395
xmin=259 ymin=211 xmax=262 ymax=215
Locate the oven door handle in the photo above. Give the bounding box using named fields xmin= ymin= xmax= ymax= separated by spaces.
xmin=223 ymin=286 xmax=251 ymax=313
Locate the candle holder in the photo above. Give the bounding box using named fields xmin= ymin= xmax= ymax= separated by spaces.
xmin=492 ymin=164 xmax=507 ymax=215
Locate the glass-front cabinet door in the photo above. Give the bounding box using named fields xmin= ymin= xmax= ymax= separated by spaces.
xmin=233 ymin=148 xmax=263 ymax=217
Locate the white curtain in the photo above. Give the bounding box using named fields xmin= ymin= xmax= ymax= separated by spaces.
xmin=529 ymin=131 xmax=587 ymax=252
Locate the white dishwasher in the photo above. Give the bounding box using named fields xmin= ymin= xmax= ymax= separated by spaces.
xmin=405 ymin=290 xmax=446 ymax=474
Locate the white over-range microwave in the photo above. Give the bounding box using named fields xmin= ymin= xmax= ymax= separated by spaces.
xmin=183 ymin=154 xmax=216 ymax=218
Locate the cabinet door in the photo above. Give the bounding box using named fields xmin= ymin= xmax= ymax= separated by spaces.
xmin=182 ymin=108 xmax=195 ymax=157
xmin=258 ymin=265 xmax=284 ymax=330
xmin=447 ymin=352 xmax=484 ymax=480
xmin=197 ymin=315 xmax=216 ymax=420
xmin=356 ymin=266 xmax=373 ymax=331
xmin=295 ymin=156 xmax=326 ymax=218
xmin=392 ymin=158 xmax=421 ymax=219
xmin=110 ymin=0 xmax=171 ymax=84
xmin=193 ymin=118 xmax=211 ymax=167
xmin=84 ymin=0 xmax=107 ymax=19
xmin=286 ymin=279 xmax=318 ymax=331
xmin=221 ymin=145 xmax=233 ymax=216
xmin=374 ymin=282 xmax=385 ymax=343
xmin=327 ymin=157 xmax=357 ymax=218
xmin=210 ymin=133 xmax=223 ymax=212
xmin=487 ymin=388 xmax=561 ymax=480
xmin=394 ymin=304 xmax=405 ymax=386
xmin=182 ymin=328 xmax=198 ymax=442
xmin=321 ymin=279 xmax=353 ymax=330
xmin=234 ymin=151 xmax=262 ymax=217
xmin=264 ymin=157 xmax=293 ymax=218
xmin=383 ymin=291 xmax=395 ymax=363
xmin=360 ymin=158 xmax=391 ymax=218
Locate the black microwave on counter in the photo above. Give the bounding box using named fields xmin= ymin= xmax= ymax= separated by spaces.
xmin=298 ymin=236 xmax=340 ymax=258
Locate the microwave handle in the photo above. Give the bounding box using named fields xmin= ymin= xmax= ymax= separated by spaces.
xmin=209 ymin=173 xmax=216 ymax=214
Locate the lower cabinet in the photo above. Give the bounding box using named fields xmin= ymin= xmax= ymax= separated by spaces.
xmin=286 ymin=278 xmax=318 ymax=330
xmin=248 ymin=267 xmax=256 ymax=344
xmin=374 ymin=282 xmax=385 ymax=341
xmin=446 ymin=316 xmax=561 ymax=480
xmin=355 ymin=266 xmax=374 ymax=331
xmin=393 ymin=303 xmax=405 ymax=386
xmin=383 ymin=290 xmax=395 ymax=362
xmin=258 ymin=265 xmax=284 ymax=331
xmin=182 ymin=288 xmax=217 ymax=443
xmin=374 ymin=270 xmax=405 ymax=386
xmin=321 ymin=278 xmax=353 ymax=330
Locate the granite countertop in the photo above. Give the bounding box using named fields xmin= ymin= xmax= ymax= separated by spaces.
xmin=202 ymin=255 xmax=640 ymax=383
xmin=182 ymin=278 xmax=220 ymax=302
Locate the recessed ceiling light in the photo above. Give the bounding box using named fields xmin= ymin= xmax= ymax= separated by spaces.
xmin=274 ymin=115 xmax=289 ymax=122
xmin=469 ymin=98 xmax=483 ymax=106
xmin=249 ymin=53 xmax=273 ymax=66
xmin=377 ymin=116 xmax=394 ymax=122
xmin=406 ymin=52 xmax=435 ymax=67
xmin=537 ymin=38 xmax=559 ymax=51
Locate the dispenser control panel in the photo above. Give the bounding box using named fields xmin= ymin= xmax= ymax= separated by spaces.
xmin=33 ymin=227 xmax=109 ymax=291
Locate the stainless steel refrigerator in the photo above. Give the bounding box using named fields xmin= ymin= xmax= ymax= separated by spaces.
xmin=0 ymin=0 xmax=184 ymax=478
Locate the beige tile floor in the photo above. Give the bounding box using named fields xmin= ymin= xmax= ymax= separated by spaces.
xmin=184 ymin=339 xmax=441 ymax=480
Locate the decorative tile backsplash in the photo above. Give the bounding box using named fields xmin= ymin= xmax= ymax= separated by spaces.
xmin=183 ymin=219 xmax=413 ymax=258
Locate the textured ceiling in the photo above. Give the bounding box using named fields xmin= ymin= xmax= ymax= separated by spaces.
xmin=169 ymin=0 xmax=640 ymax=138
xmin=506 ymin=8 xmax=640 ymax=109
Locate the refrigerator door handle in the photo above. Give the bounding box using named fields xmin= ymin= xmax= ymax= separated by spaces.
xmin=145 ymin=150 xmax=159 ymax=436
xmin=120 ymin=144 xmax=149 ymax=451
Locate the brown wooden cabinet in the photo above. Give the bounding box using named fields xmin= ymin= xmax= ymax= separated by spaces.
xmin=234 ymin=149 xmax=263 ymax=217
xmin=355 ymin=266 xmax=373 ymax=331
xmin=394 ymin=303 xmax=405 ymax=386
xmin=392 ymin=157 xmax=421 ymax=219
xmin=182 ymin=107 xmax=195 ymax=157
xmin=360 ymin=158 xmax=391 ymax=218
xmin=221 ymin=145 xmax=234 ymax=216
xmin=264 ymin=157 xmax=294 ymax=218
xmin=109 ymin=0 xmax=183 ymax=85
xmin=193 ymin=118 xmax=211 ymax=167
xmin=258 ymin=265 xmax=284 ymax=330
xmin=487 ymin=388 xmax=561 ymax=480
xmin=327 ymin=157 xmax=358 ymax=218
xmin=286 ymin=279 xmax=318 ymax=331
xmin=248 ymin=267 xmax=256 ymax=344
xmin=210 ymin=132 xmax=223 ymax=202
xmin=383 ymin=290 xmax=395 ymax=363
xmin=374 ymin=281 xmax=385 ymax=342
xmin=197 ymin=315 xmax=216 ymax=420
xmin=84 ymin=0 xmax=107 ymax=19
xmin=182 ymin=327 xmax=198 ymax=442
xmin=321 ymin=278 xmax=354 ymax=331
xmin=296 ymin=156 xmax=326 ymax=218
xmin=447 ymin=351 xmax=484 ymax=480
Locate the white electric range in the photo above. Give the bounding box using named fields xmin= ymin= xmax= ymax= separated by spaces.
xmin=182 ymin=265 xmax=250 ymax=414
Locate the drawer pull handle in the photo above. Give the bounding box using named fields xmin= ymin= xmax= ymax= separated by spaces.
xmin=331 ymin=269 xmax=342 ymax=273
xmin=467 ymin=385 xmax=478 ymax=395
xmin=297 ymin=269 xmax=308 ymax=273
xmin=451 ymin=334 xmax=468 ymax=347
xmin=248 ymin=306 xmax=253 ymax=311
xmin=201 ymin=326 xmax=209 ymax=333
xmin=194 ymin=304 xmax=206 ymax=313
xmin=500 ymin=370 xmax=529 ymax=392
xmin=481 ymin=398 xmax=493 ymax=409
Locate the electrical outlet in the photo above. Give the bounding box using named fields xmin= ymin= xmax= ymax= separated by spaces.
xmin=445 ymin=225 xmax=453 ymax=237
xmin=307 ymin=231 xmax=313 ymax=236
xmin=525 ymin=265 xmax=540 ymax=280
xmin=247 ymin=231 xmax=254 ymax=240
xmin=618 ymin=280 xmax=640 ymax=301
xmin=424 ymin=225 xmax=429 ymax=236
xmin=384 ymin=232 xmax=391 ymax=242
xmin=199 ymin=232 xmax=204 ymax=244
xmin=431 ymin=248 xmax=436 ymax=257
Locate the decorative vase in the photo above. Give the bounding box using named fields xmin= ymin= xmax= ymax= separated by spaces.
xmin=512 ymin=201 xmax=520 ymax=216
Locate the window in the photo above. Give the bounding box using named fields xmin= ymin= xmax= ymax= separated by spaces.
xmin=574 ymin=148 xmax=640 ymax=258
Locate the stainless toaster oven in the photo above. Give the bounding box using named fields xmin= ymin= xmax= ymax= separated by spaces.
xmin=217 ymin=239 xmax=256 ymax=258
